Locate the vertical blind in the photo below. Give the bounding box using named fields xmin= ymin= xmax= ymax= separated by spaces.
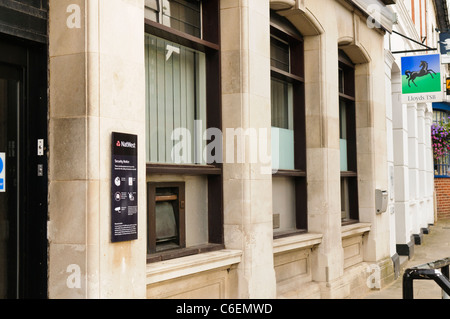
xmin=145 ymin=34 xmax=206 ymax=164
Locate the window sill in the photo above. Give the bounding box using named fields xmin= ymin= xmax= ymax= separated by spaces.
xmin=273 ymin=232 xmax=323 ymax=254
xmin=273 ymin=229 xmax=307 ymax=239
xmin=340 ymin=171 xmax=357 ymax=177
xmin=146 ymin=249 xmax=242 ymax=285
xmin=147 ymin=244 xmax=224 ymax=263
xmin=147 ymin=163 xmax=222 ymax=175
xmin=341 ymin=219 xmax=359 ymax=226
xmin=341 ymin=222 xmax=371 ymax=239
xmin=272 ymin=169 xmax=306 ymax=177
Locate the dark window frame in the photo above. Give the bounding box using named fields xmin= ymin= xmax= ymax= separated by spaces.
xmin=339 ymin=50 xmax=359 ymax=224
xmin=270 ymin=16 xmax=308 ymax=238
xmin=145 ymin=0 xmax=224 ymax=263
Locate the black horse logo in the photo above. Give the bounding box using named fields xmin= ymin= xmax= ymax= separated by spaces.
xmin=405 ymin=61 xmax=437 ymax=87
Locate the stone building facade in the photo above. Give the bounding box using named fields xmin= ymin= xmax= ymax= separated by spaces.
xmin=0 ymin=0 xmax=405 ymax=299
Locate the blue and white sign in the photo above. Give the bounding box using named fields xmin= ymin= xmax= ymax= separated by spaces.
xmin=401 ymin=54 xmax=444 ymax=103
xmin=0 ymin=153 xmax=5 ymax=192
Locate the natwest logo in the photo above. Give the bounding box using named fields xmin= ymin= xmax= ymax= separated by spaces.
xmin=116 ymin=140 xmax=136 ymax=149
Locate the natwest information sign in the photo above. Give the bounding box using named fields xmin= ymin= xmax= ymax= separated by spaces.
xmin=401 ymin=54 xmax=444 ymax=103
xmin=111 ymin=132 xmax=138 ymax=243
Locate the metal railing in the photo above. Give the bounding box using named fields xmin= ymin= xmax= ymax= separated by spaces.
xmin=434 ymin=151 xmax=450 ymax=176
xmin=435 ymin=163 xmax=450 ymax=177
xmin=403 ymin=257 xmax=450 ymax=299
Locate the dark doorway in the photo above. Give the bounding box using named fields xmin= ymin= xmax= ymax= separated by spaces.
xmin=0 ymin=37 xmax=48 ymax=299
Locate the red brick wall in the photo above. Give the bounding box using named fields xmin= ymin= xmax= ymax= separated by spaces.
xmin=435 ymin=178 xmax=450 ymax=220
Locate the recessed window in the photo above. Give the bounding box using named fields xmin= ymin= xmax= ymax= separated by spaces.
xmin=270 ymin=13 xmax=307 ymax=237
xmin=145 ymin=34 xmax=206 ymax=164
xmin=339 ymin=50 xmax=359 ymax=223
xmin=145 ymin=0 xmax=223 ymax=263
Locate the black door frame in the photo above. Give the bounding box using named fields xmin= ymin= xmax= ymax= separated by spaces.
xmin=0 ymin=35 xmax=48 ymax=299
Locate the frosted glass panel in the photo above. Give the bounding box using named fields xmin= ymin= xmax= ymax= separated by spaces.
xmin=145 ymin=34 xmax=206 ymax=164
xmin=340 ymin=139 xmax=348 ymax=171
xmin=272 ymin=127 xmax=295 ymax=170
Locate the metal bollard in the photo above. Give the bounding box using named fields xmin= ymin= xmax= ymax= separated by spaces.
xmin=402 ymin=258 xmax=450 ymax=299
xmin=402 ymin=270 xmax=414 ymax=299
xmin=442 ymin=265 xmax=450 ymax=299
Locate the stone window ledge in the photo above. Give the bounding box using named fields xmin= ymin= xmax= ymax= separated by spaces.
xmin=341 ymin=222 xmax=371 ymax=239
xmin=273 ymin=232 xmax=323 ymax=254
xmin=146 ymin=249 xmax=242 ymax=285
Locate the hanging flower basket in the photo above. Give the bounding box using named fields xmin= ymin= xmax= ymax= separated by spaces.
xmin=431 ymin=122 xmax=450 ymax=159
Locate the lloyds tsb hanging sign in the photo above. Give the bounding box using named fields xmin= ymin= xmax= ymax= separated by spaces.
xmin=401 ymin=54 xmax=444 ymax=103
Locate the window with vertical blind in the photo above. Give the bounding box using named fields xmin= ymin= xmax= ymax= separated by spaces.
xmin=339 ymin=49 xmax=359 ymax=223
xmin=270 ymin=12 xmax=307 ymax=238
xmin=145 ymin=0 xmax=223 ymax=262
xmin=145 ymin=34 xmax=206 ymax=164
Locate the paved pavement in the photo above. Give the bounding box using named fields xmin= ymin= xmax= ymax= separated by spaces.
xmin=364 ymin=218 xmax=450 ymax=299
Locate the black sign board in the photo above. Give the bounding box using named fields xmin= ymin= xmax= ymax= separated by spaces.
xmin=111 ymin=132 xmax=138 ymax=243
